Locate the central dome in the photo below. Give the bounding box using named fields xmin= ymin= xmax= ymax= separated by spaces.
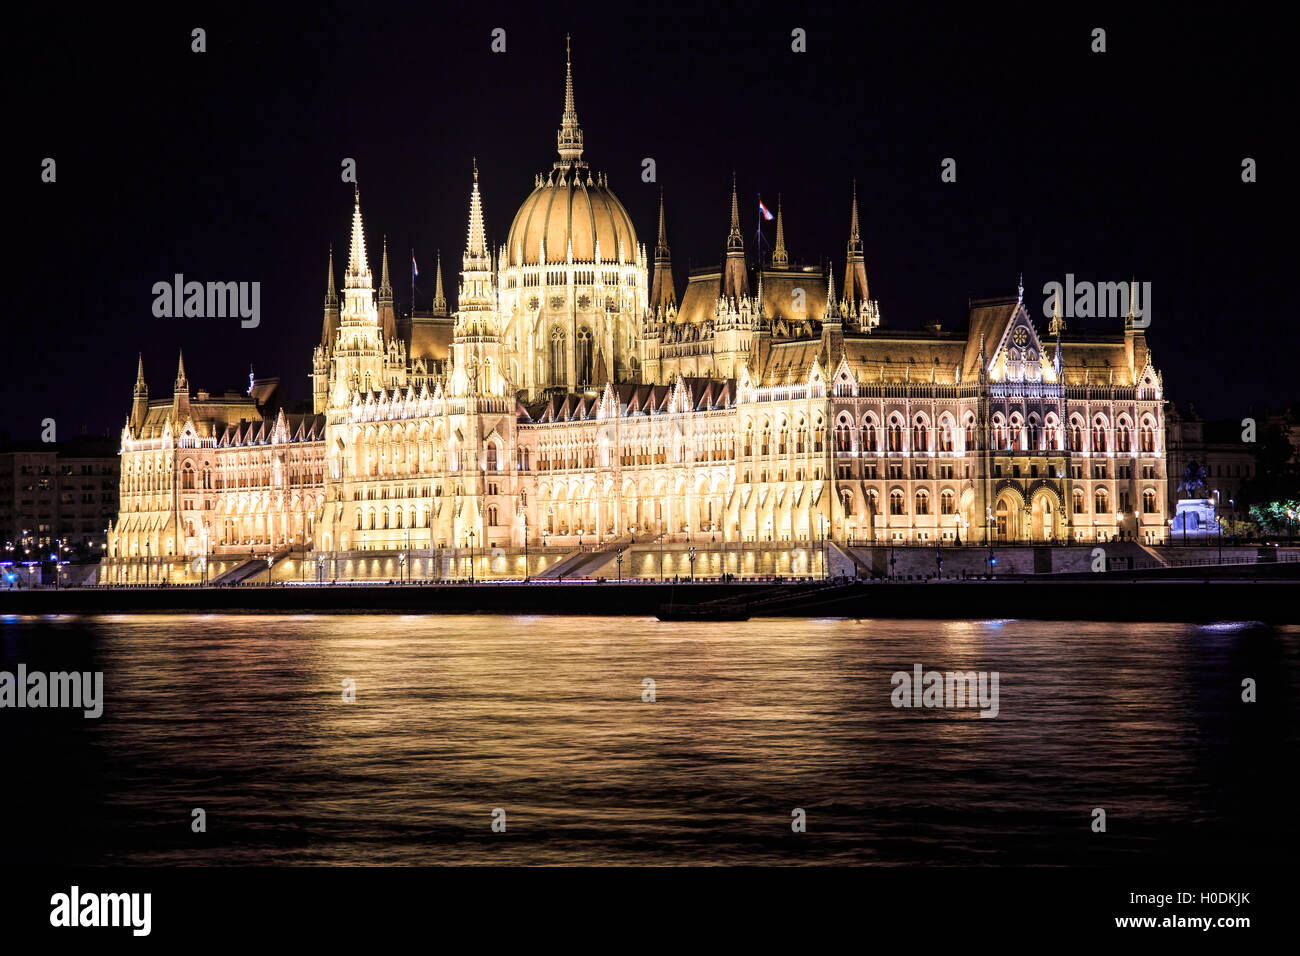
xmin=504 ymin=36 xmax=638 ymax=267
xmin=507 ymin=168 xmax=638 ymax=266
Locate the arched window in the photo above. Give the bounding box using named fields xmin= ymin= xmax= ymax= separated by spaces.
xmin=1073 ymin=489 xmax=1085 ymax=514
xmin=1070 ymin=422 xmax=1084 ymax=452
xmin=939 ymin=420 xmax=953 ymax=452
xmin=940 ymin=490 xmax=955 ymax=515
xmin=1143 ymin=490 xmax=1157 ymax=513
xmin=743 ymin=424 xmax=754 ymax=457
xmin=549 ymin=326 xmax=566 ymax=382
xmin=575 ymin=328 xmax=593 ymax=387
xmin=761 ymin=424 xmax=771 ymax=456
xmin=382 ymin=508 xmax=390 ymax=529
xmin=862 ymin=418 xmax=878 ymax=452
xmin=813 ymin=417 xmax=824 ymax=453
xmin=889 ymin=490 xmax=906 ymax=515
xmin=836 ymin=418 xmax=852 ymax=452
xmin=1045 ymin=418 xmax=1059 ymax=450
xmin=1116 ymin=422 xmax=1131 ymax=453
xmin=488 ymin=505 xmax=499 ymax=526
xmin=486 ymin=443 xmax=498 ymax=471
xmin=915 ymin=490 xmax=930 ymax=515
xmin=992 ymin=416 xmax=1007 ymax=450
xmin=913 ymin=416 xmax=929 ymax=452
xmin=1140 ymin=421 xmax=1155 ymax=453
xmin=1009 ymin=417 xmax=1022 ymax=450
xmin=1094 ymin=488 xmax=1109 ymax=513
xmin=964 ymin=417 xmax=976 ymax=450
xmin=887 ymin=418 xmax=904 ymax=452
xmin=1092 ymin=419 xmax=1108 ymax=453
xmin=182 ymin=461 xmax=195 ymax=490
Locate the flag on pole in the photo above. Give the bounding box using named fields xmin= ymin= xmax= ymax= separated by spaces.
xmin=412 ymin=252 xmax=419 ymax=277
xmin=758 ymin=199 xmax=773 ymax=221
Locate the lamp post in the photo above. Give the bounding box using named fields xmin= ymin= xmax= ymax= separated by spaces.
xmin=1213 ymin=490 xmax=1221 ymax=563
xmin=467 ymin=529 xmax=476 ymax=584
xmin=523 ymin=511 xmax=530 ymax=583
xmin=818 ymin=513 xmax=828 ymax=581
xmin=145 ymin=539 xmax=151 ymax=587
xmin=688 ymin=545 xmax=697 ymax=582
xmin=616 ymin=548 xmax=623 ymax=583
xmin=659 ymin=532 xmax=665 ymax=581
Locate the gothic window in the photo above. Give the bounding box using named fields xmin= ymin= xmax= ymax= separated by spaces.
xmin=1009 ymin=418 xmax=1022 ymax=450
xmin=889 ymin=490 xmax=906 ymax=515
xmin=486 ymin=443 xmax=498 ymax=471
xmin=1070 ymin=423 xmax=1084 ymax=452
xmin=550 ymin=326 xmax=566 ymax=381
xmin=836 ymin=417 xmax=852 ymax=452
xmin=915 ymin=490 xmax=930 ymax=515
xmin=576 ymin=328 xmax=593 ymax=386
xmin=1073 ymin=489 xmax=1085 ymax=514
xmin=1143 ymin=490 xmax=1157 ymax=513
xmin=939 ymin=421 xmax=953 ymax=452
xmin=913 ymin=416 xmax=929 ymax=452
xmin=964 ymin=417 xmax=976 ymax=450
xmin=488 ymin=506 xmax=499 ymax=526
xmin=1094 ymin=489 xmax=1109 ymax=513
xmin=940 ymin=490 xmax=955 ymax=515
xmin=1117 ymin=423 xmax=1132 ymax=453
xmin=887 ymin=417 xmax=904 ymax=452
xmin=862 ymin=418 xmax=877 ymax=452
xmin=1140 ymin=421 xmax=1156 ymax=453
xmin=1092 ymin=419 xmax=1109 ymax=453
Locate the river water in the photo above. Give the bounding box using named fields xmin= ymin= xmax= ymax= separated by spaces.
xmin=2 ymin=614 xmax=1295 ymax=865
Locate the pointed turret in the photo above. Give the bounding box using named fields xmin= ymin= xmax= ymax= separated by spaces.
xmin=378 ymin=236 xmax=398 ymax=344
xmin=556 ymin=34 xmax=584 ymax=164
xmin=130 ymin=354 xmax=149 ymax=433
xmin=431 ymin=250 xmax=448 ymax=317
xmin=843 ymin=180 xmax=870 ymax=316
xmin=320 ymin=246 xmax=340 ymax=352
xmin=649 ymin=189 xmax=676 ymax=315
xmin=771 ymin=195 xmax=789 ymax=270
xmin=345 ymin=184 xmax=371 ymax=289
xmin=173 ymin=350 xmax=190 ymax=421
xmin=821 ymin=271 xmax=843 ymax=365
xmin=457 ymin=161 xmax=496 ymax=336
xmin=722 ymin=173 xmax=749 ymax=301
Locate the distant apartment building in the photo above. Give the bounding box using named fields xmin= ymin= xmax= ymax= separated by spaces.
xmin=0 ymin=437 xmax=120 ymax=563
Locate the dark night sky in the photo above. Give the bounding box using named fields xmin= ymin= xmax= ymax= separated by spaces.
xmin=11 ymin=1 xmax=1292 ymax=440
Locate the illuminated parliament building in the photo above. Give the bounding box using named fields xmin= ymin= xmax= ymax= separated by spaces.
xmin=104 ymin=42 xmax=1170 ymax=583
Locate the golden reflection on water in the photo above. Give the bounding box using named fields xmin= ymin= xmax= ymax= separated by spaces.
xmin=6 ymin=614 xmax=1294 ymax=865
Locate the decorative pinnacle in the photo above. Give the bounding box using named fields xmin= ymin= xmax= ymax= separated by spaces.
xmin=1017 ymin=272 xmax=1024 ymax=304
xmin=466 ymin=162 xmax=488 ymax=259
xmin=727 ymin=173 xmax=743 ymax=251
xmin=656 ymin=188 xmax=670 ymax=259
xmin=772 ymin=194 xmax=788 ymax=269
xmin=325 ymin=245 xmax=338 ymax=305
xmin=379 ymin=236 xmax=392 ymax=297
xmin=175 ymin=350 xmax=187 ymax=389
xmin=849 ymin=179 xmax=861 ymax=242
xmin=346 ymin=184 xmax=371 ymax=287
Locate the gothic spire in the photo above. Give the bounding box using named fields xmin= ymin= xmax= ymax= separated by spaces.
xmin=824 ymin=270 xmax=840 ymax=321
xmin=556 ymin=34 xmax=584 ymax=164
xmin=722 ymin=173 xmax=749 ymax=301
xmin=771 ymin=195 xmax=788 ymax=270
xmin=379 ymin=236 xmax=392 ymax=298
xmin=174 ymin=350 xmax=188 ymax=391
xmin=656 ymin=188 xmax=670 ymax=259
xmin=325 ymin=245 xmax=338 ymax=306
xmin=466 ymin=160 xmax=488 ymax=260
xmin=727 ymin=172 xmax=743 ymax=252
xmin=432 ymin=249 xmax=448 ymax=316
xmin=650 ymin=189 xmax=676 ymax=313
xmin=843 ymin=180 xmax=869 ymax=310
xmin=134 ymin=353 xmax=147 ymax=394
xmin=345 ymin=184 xmax=371 ymax=289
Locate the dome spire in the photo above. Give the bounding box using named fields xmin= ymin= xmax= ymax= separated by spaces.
xmin=727 ymin=172 xmax=743 ymax=251
xmin=556 ymin=34 xmax=584 ymax=164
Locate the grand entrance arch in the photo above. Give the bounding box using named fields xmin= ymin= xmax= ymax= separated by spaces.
xmin=993 ymin=487 xmax=1026 ymax=542
xmin=1028 ymin=485 xmax=1064 ymax=542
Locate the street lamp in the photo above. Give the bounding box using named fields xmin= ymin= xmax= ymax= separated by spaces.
xmin=658 ymin=532 xmax=665 ymax=581
xmin=1213 ymin=490 xmax=1222 ymax=563
xmin=616 ymin=548 xmax=623 ymax=583
xmin=467 ymin=529 xmax=476 ymax=584
xmin=523 ymin=511 xmax=530 ymax=583
xmin=688 ymin=545 xmax=697 ymax=582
